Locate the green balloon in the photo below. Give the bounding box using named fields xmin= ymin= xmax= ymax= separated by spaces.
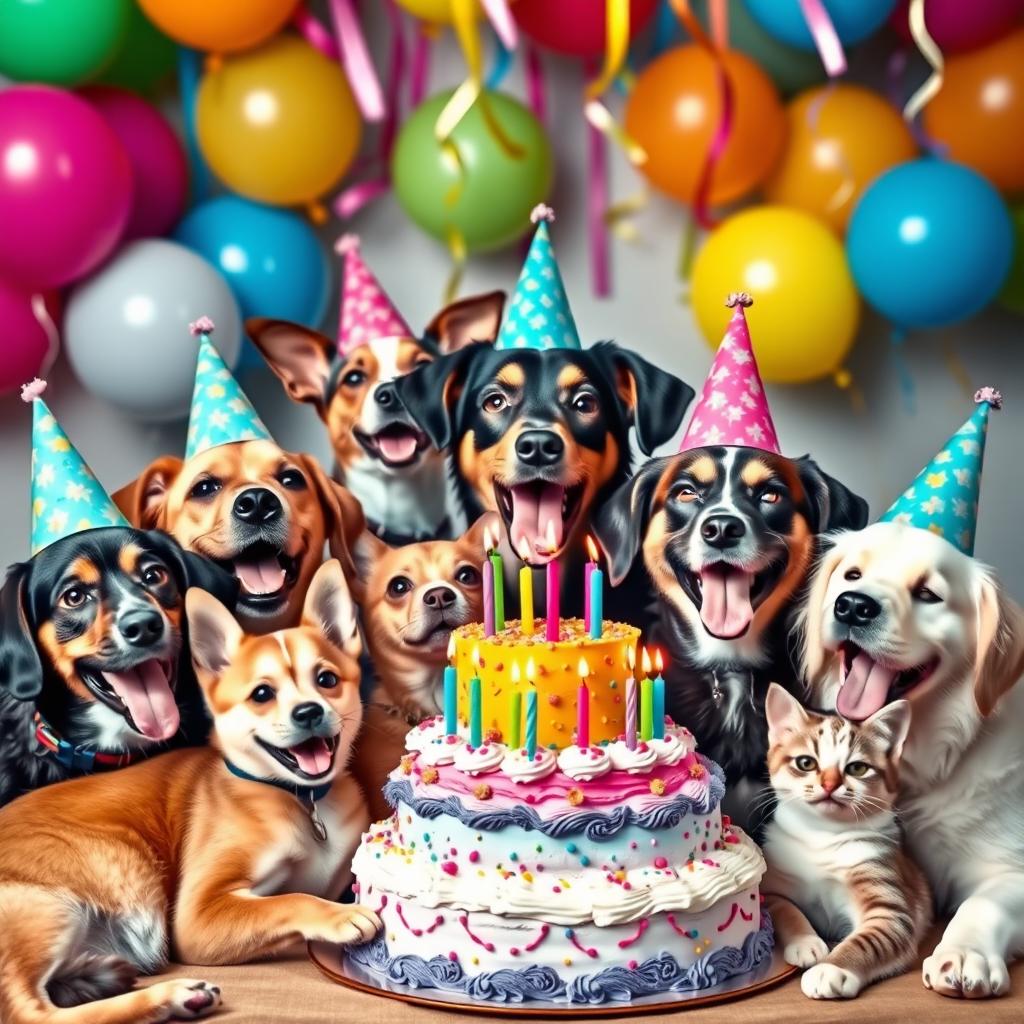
xmin=392 ymin=90 xmax=554 ymax=253
xmin=998 ymin=204 xmax=1024 ymax=314
xmin=98 ymin=3 xmax=176 ymax=96
xmin=0 ymin=0 xmax=131 ymax=87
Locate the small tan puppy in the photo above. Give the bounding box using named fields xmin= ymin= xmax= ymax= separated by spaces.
xmin=0 ymin=560 xmax=379 ymax=1024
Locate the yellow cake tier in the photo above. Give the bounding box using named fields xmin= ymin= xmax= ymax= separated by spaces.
xmin=452 ymin=618 xmax=641 ymax=751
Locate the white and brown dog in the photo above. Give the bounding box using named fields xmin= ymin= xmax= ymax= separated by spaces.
xmin=801 ymin=521 xmax=1024 ymax=999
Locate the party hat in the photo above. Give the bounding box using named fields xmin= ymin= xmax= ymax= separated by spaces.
xmin=185 ymin=317 xmax=274 ymax=461
xmin=678 ymin=293 xmax=781 ymax=453
xmin=22 ymin=379 xmax=130 ymax=556
xmin=335 ymin=234 xmax=414 ymax=357
xmin=880 ymin=387 xmax=1001 ymax=555
xmin=495 ymin=204 xmax=581 ymax=351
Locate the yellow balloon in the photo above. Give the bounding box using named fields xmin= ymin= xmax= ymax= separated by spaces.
xmin=395 ymin=0 xmax=479 ymax=24
xmin=691 ymin=206 xmax=860 ymax=384
xmin=196 ymin=36 xmax=362 ymax=209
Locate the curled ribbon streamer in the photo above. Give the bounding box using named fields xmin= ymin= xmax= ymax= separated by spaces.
xmin=435 ymin=0 xmax=483 ymax=144
xmin=903 ymin=0 xmax=944 ymax=123
xmin=444 ymin=226 xmax=468 ymax=304
xmin=30 ymin=294 xmax=60 ymax=378
xmin=525 ymin=44 xmax=547 ymax=124
xmin=479 ymin=0 xmax=517 ymax=49
xmin=797 ymin=0 xmax=847 ymax=77
xmin=328 ymin=0 xmax=386 ymax=122
xmin=806 ymin=82 xmax=856 ymax=215
xmin=176 ymin=47 xmax=211 ymax=203
xmin=487 ymin=32 xmax=514 ymax=90
xmin=588 ymin=113 xmax=611 ymax=297
xmin=411 ymin=25 xmax=432 ymax=105
xmin=292 ymin=6 xmax=340 ymax=59
xmin=942 ymin=340 xmax=976 ymax=402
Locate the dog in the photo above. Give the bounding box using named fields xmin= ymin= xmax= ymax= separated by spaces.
xmin=594 ymin=446 xmax=868 ymax=814
xmin=0 ymin=558 xmax=379 ymax=1024
xmin=246 ymin=292 xmax=506 ymax=545
xmin=0 ymin=527 xmax=236 ymax=807
xmin=800 ymin=520 xmax=1024 ymax=999
xmin=114 ymin=441 xmax=364 ymax=634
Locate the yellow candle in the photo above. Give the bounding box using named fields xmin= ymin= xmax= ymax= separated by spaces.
xmin=519 ymin=564 xmax=534 ymax=634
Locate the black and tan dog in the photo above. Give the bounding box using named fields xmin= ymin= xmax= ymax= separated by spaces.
xmin=0 ymin=527 xmax=236 ymax=806
xmin=595 ymin=446 xmax=868 ymax=809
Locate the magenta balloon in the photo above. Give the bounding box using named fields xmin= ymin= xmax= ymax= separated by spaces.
xmin=0 ymin=85 xmax=133 ymax=289
xmin=80 ymin=86 xmax=187 ymax=241
xmin=0 ymin=280 xmax=61 ymax=396
xmin=890 ymin=0 xmax=1024 ymax=53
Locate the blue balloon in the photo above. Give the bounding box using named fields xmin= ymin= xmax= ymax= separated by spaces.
xmin=847 ymin=159 xmax=1013 ymax=329
xmin=743 ymin=0 xmax=897 ymax=51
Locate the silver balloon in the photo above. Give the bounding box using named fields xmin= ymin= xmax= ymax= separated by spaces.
xmin=64 ymin=238 xmax=242 ymax=422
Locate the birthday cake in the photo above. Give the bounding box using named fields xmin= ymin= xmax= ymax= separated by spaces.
xmin=349 ymin=609 xmax=772 ymax=1005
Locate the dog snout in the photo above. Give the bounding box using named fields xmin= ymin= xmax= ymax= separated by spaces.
xmin=232 ymin=487 xmax=282 ymax=525
xmin=119 ymin=608 xmax=165 ymax=649
xmin=291 ymin=702 xmax=325 ymax=728
xmin=423 ymin=585 xmax=457 ymax=610
xmin=834 ymin=591 xmax=882 ymax=626
xmin=374 ymin=381 xmax=398 ymax=409
xmin=515 ymin=429 xmax=564 ymax=468
xmin=700 ymin=514 xmax=746 ymax=550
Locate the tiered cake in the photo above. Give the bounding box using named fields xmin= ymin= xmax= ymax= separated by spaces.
xmin=349 ymin=616 xmax=772 ymax=1005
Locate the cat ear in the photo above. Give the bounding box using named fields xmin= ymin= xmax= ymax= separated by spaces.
xmin=764 ymin=683 xmax=811 ymax=745
xmin=865 ymin=699 xmax=912 ymax=762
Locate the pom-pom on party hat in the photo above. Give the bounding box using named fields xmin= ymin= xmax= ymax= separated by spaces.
xmin=880 ymin=387 xmax=1002 ymax=556
xmin=679 ymin=294 xmax=781 ymax=454
xmin=335 ymin=233 xmax=414 ymax=357
xmin=185 ymin=317 xmax=273 ymax=461
xmin=22 ymin=379 xmax=129 ymax=555
xmin=495 ymin=204 xmax=581 ymax=352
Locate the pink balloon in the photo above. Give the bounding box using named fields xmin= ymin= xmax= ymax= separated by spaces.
xmin=0 ymin=85 xmax=133 ymax=289
xmin=80 ymin=86 xmax=188 ymax=241
xmin=890 ymin=0 xmax=1024 ymax=53
xmin=513 ymin=0 xmax=659 ymax=58
xmin=0 ymin=280 xmax=61 ymax=396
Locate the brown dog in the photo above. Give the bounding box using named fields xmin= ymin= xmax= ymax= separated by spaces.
xmin=0 ymin=560 xmax=379 ymax=1024
xmin=114 ymin=440 xmax=363 ymax=634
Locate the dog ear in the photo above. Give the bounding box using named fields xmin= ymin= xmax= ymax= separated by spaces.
xmin=145 ymin=532 xmax=240 ymax=610
xmin=246 ymin=318 xmax=334 ymax=415
xmin=798 ymin=536 xmax=847 ymax=685
xmin=973 ymin=573 xmax=1024 ymax=717
xmin=303 ymin=558 xmax=361 ymax=660
xmin=185 ymin=587 xmax=244 ymax=680
xmin=591 ymin=342 xmax=695 ymax=456
xmin=425 ymin=291 xmax=505 ymax=355
xmin=297 ymin=455 xmax=366 ymax=589
xmin=0 ymin=563 xmax=44 ymax=701
xmin=764 ymin=682 xmax=811 ymax=745
xmin=352 ymin=529 xmax=389 ymax=597
xmin=794 ymin=457 xmax=869 ymax=533
xmin=392 ymin=345 xmax=481 ymax=451
xmin=113 ymin=456 xmax=183 ymax=531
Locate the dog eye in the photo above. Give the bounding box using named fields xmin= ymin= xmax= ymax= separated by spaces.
xmin=315 ymin=670 xmax=339 ymax=689
xmin=845 ymin=761 xmax=871 ymax=778
xmin=794 ymin=755 xmax=817 ymax=772
xmin=482 ymin=392 xmax=507 ymax=412
xmin=673 ymin=484 xmax=699 ymax=503
xmin=278 ymin=468 xmax=307 ymax=491
xmin=189 ymin=477 xmax=222 ymax=500
xmin=386 ymin=576 xmax=414 ymax=598
xmin=342 ymin=369 xmax=367 ymax=388
xmin=455 ymin=565 xmax=480 ymax=585
xmin=250 ymin=684 xmax=275 ymax=704
xmin=141 ymin=565 xmax=167 ymax=586
xmin=913 ymin=585 xmax=942 ymax=604
xmin=844 ymin=568 xmax=862 ymax=581
xmin=571 ymin=390 xmax=598 ymax=415
xmin=60 ymin=586 xmax=90 ymax=609
xmin=759 ymin=489 xmax=782 ymax=505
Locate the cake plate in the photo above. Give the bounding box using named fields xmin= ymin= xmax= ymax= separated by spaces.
xmin=308 ymin=942 xmax=797 ymax=1017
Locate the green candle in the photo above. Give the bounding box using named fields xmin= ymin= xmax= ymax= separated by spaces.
xmin=640 ymin=677 xmax=654 ymax=742
xmin=490 ymin=549 xmax=504 ymax=630
xmin=509 ymin=690 xmax=522 ymax=749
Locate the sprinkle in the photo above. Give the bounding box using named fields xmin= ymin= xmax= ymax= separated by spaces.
xmin=650 ymin=778 xmax=666 ymax=796
xmin=441 ymin=861 xmax=458 ymax=876
xmin=628 ymin=959 xmax=638 ymax=970
xmin=421 ymin=767 xmax=439 ymax=784
xmin=473 ymin=783 xmax=493 ymax=800
xmin=654 ymin=856 xmax=668 ymax=869
xmin=617 ymin=919 xmax=649 ymax=950
xmin=565 ymin=928 xmax=598 ymax=958
xmin=509 ymin=852 xmax=518 ymax=862
xmin=525 ymin=924 xmax=550 ymax=952
xmin=449 ymin=951 xmax=459 ymax=961
xmin=566 ymin=842 xmax=578 ymax=854
xmin=579 ymin=855 xmax=590 ymax=867
xmin=522 ymin=871 xmax=534 ymax=882
xmin=468 ymin=850 xmax=480 ymax=863
xmin=689 ymin=763 xmax=706 ymax=779
xmin=510 ymin=947 xmax=520 ymax=956
xmin=485 ymin=728 xmax=503 ymax=744
xmin=566 ymin=787 xmax=584 ymax=806
xmin=400 ymin=754 xmax=415 ymax=775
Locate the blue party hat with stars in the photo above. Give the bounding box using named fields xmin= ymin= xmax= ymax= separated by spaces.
xmin=185 ymin=317 xmax=273 ymax=461
xmin=880 ymin=387 xmax=1001 ymax=556
xmin=22 ymin=379 xmax=130 ymax=556
xmin=495 ymin=204 xmax=581 ymax=351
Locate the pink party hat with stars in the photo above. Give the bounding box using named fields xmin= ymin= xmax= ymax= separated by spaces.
xmin=678 ymin=294 xmax=781 ymax=453
xmin=335 ymin=234 xmax=413 ymax=357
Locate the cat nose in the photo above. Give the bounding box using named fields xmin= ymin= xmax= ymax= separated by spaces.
xmin=834 ymin=590 xmax=881 ymax=626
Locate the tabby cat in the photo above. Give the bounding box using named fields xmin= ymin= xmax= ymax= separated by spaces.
xmin=761 ymin=683 xmax=931 ymax=1000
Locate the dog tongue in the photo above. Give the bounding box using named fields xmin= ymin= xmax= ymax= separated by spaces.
xmin=376 ymin=429 xmax=419 ymax=464
xmin=102 ymin=660 xmax=179 ymax=740
xmin=234 ymin=557 xmax=285 ymax=596
xmin=510 ymin=483 xmax=565 ymax=557
xmin=698 ymin=566 xmax=753 ymax=638
xmin=289 ymin=737 xmax=332 ymax=776
xmin=837 ymin=652 xmax=898 ymax=721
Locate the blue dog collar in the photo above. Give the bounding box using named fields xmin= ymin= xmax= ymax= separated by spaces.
xmin=223 ymin=759 xmax=332 ymax=803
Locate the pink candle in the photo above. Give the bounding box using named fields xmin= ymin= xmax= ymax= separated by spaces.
xmin=625 ymin=677 xmax=638 ymax=751
xmin=577 ymin=658 xmax=590 ymax=748
xmin=483 ymin=557 xmax=495 ymax=637
xmin=545 ymin=537 xmax=560 ymax=642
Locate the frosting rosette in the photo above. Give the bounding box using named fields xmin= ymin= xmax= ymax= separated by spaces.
xmin=454 ymin=742 xmax=507 ymax=775
xmin=607 ymin=740 xmax=658 ymax=774
xmin=556 ymin=744 xmax=612 ymax=782
xmin=501 ymin=747 xmax=557 ymax=783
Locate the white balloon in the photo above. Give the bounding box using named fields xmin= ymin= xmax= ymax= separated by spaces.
xmin=65 ymin=238 xmax=242 ymax=422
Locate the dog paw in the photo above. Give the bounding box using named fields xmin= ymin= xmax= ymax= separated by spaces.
xmin=319 ymin=903 xmax=382 ymax=946
xmin=784 ymin=934 xmax=828 ymax=968
xmin=922 ymin=946 xmax=1010 ymax=999
xmin=161 ymin=980 xmax=223 ymax=1019
xmin=801 ymin=963 xmax=862 ymax=1000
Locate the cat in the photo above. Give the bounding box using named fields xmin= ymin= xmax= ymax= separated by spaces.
xmin=760 ymin=682 xmax=932 ymax=1000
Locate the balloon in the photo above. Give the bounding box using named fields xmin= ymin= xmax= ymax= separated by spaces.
xmin=890 ymin=0 xmax=1024 ymax=54
xmin=847 ymin=159 xmax=1013 ymax=328
xmin=744 ymin=0 xmax=898 ymax=51
xmin=392 ymin=89 xmax=553 ymax=252
xmin=513 ymin=0 xmax=659 ymax=58
xmin=97 ymin=2 xmax=177 ymax=95
xmin=998 ymin=203 xmax=1024 ymax=314
xmin=80 ymin=87 xmax=188 ymax=241
xmin=0 ymin=86 xmax=132 ymax=290
xmin=65 ymin=239 xmax=242 ymax=422
xmin=624 ymin=46 xmax=786 ymax=207
xmin=0 ymin=282 xmax=61 ymax=397
xmin=922 ymin=29 xmax=1024 ymax=195
xmin=691 ymin=206 xmax=860 ymax=384
xmin=395 ymin=0 xmax=479 ymax=23
xmin=196 ymin=35 xmax=362 ymax=210
xmin=0 ymin=0 xmax=130 ymax=87
xmin=764 ymin=85 xmax=917 ymax=233
xmin=138 ymin=0 xmax=297 ymax=54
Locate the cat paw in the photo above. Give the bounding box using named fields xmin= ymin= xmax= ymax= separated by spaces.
xmin=316 ymin=903 xmax=382 ymax=946
xmin=801 ymin=963 xmax=862 ymax=1000
xmin=158 ymin=980 xmax=222 ymax=1020
xmin=784 ymin=935 xmax=828 ymax=968
xmin=922 ymin=946 xmax=1010 ymax=999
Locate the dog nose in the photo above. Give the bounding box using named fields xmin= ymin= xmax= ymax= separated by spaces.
xmin=232 ymin=487 xmax=282 ymax=525
xmin=119 ymin=608 xmax=164 ymax=648
xmin=834 ymin=591 xmax=882 ymax=626
xmin=423 ymin=586 xmax=457 ymax=610
xmin=375 ymin=382 xmax=397 ymax=409
xmin=700 ymin=514 xmax=746 ymax=549
xmin=515 ymin=430 xmax=564 ymax=467
xmin=291 ymin=702 xmax=325 ymax=728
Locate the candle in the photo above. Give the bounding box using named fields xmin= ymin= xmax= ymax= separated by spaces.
xmin=583 ymin=535 xmax=598 ymax=631
xmin=469 ymin=676 xmax=482 ymax=748
xmin=525 ymin=689 xmax=538 ymax=758
xmin=443 ymin=635 xmax=457 ymax=736
xmin=509 ymin=663 xmax=522 ymax=748
xmin=640 ymin=648 xmax=653 ymax=741
xmin=588 ymin=565 xmax=604 ymax=640
xmin=653 ymin=648 xmax=666 ymax=740
xmin=518 ymin=539 xmax=534 ymax=634
xmin=577 ymin=657 xmax=590 ymax=748
xmin=486 ymin=524 xmax=505 ymax=631
xmin=545 ymin=522 xmax=560 ymax=641
xmin=625 ymin=647 xmax=637 ymax=751
xmin=482 ymin=556 xmax=495 ymax=637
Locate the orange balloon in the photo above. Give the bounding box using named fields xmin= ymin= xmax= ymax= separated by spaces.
xmin=625 ymin=45 xmax=786 ymax=206
xmin=923 ymin=28 xmax=1024 ymax=193
xmin=139 ymin=0 xmax=297 ymax=53
xmin=764 ymin=85 xmax=917 ymax=233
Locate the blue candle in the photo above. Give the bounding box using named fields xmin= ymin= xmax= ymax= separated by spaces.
xmin=443 ymin=667 xmax=457 ymax=737
xmin=588 ymin=566 xmax=604 ymax=639
xmin=653 ymin=649 xmax=665 ymax=740
xmin=525 ymin=689 xmax=538 ymax=759
xmin=469 ymin=675 xmax=482 ymax=748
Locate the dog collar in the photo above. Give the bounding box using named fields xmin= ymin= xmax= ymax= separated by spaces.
xmin=222 ymin=759 xmax=333 ymax=803
xmin=33 ymin=712 xmax=141 ymax=772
